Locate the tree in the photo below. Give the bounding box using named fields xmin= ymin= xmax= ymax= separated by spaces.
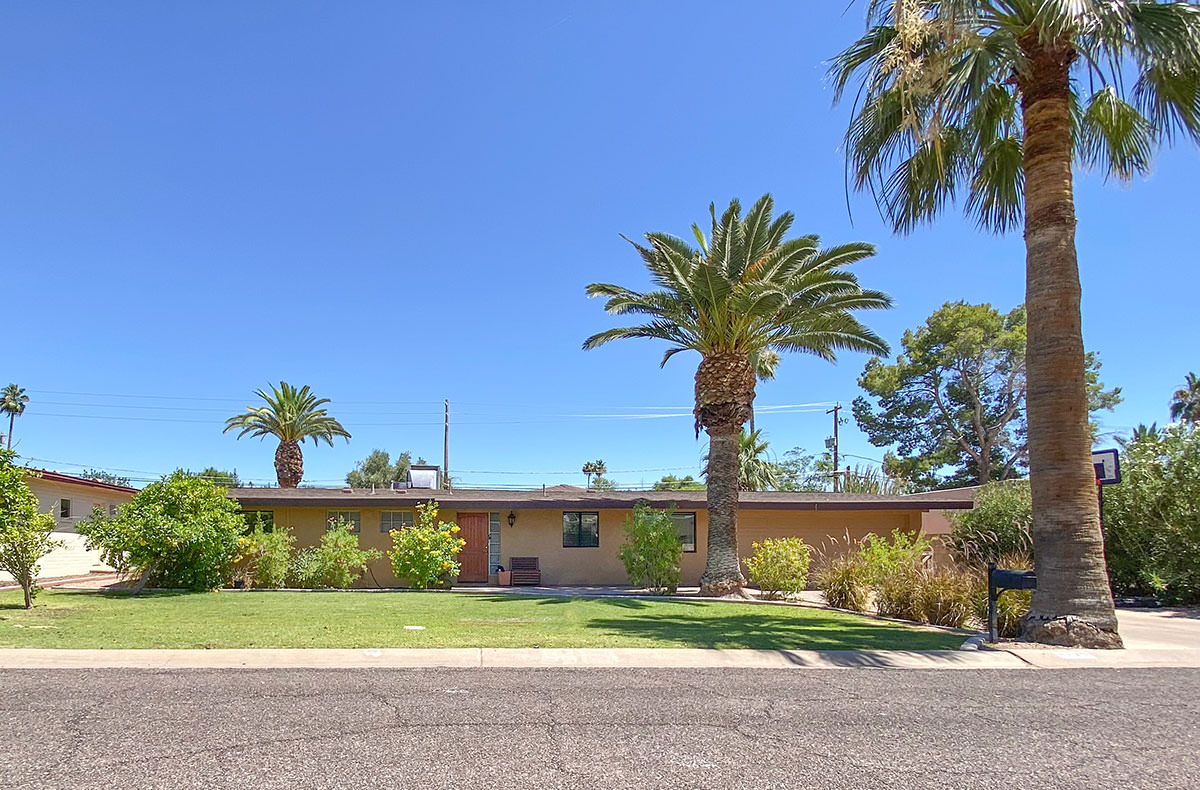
xmin=584 ymin=194 xmax=891 ymax=595
xmin=581 ymin=460 xmax=607 ymax=488
xmin=1118 ymin=423 xmax=1159 ymax=448
xmin=591 ymin=475 xmax=617 ymax=491
xmin=0 ymin=452 xmax=62 ymax=608
xmin=346 ymin=449 xmax=412 ymax=489
xmin=830 ymin=1 xmax=1200 ymax=646
xmin=1 ymin=384 xmax=29 ymax=450
xmin=1103 ymin=423 xmax=1200 ymax=604
xmin=223 ymin=382 xmax=351 ymax=488
xmin=189 ymin=467 xmax=241 ymax=488
xmin=705 ymin=429 xmax=782 ymax=491
xmin=841 ymin=464 xmax=912 ymax=495
xmin=80 ymin=469 xmax=133 ymax=488
xmin=853 ymin=302 xmax=1121 ymax=488
xmin=652 ymin=474 xmax=706 ymax=491
xmin=1170 ymin=372 xmax=1200 ymax=423
xmin=775 ymin=447 xmax=828 ymax=492
xmin=77 ymin=471 xmax=245 ymax=591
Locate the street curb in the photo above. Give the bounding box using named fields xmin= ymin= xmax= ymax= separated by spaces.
xmin=2 ymin=646 xmax=1196 ymax=670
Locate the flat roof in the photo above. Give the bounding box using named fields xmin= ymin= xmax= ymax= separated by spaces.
xmin=228 ymin=484 xmax=974 ymax=512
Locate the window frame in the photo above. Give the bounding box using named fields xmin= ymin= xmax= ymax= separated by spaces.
xmin=672 ymin=512 xmax=697 ymax=553
xmin=242 ymin=510 xmax=275 ymax=533
xmin=379 ymin=510 xmax=415 ymax=533
xmin=60 ymin=498 xmax=71 ymax=519
xmin=562 ymin=511 xmax=600 ymax=548
xmin=326 ymin=510 xmax=362 ymax=533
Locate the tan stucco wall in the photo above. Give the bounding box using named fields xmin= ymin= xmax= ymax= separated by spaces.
xmin=260 ymin=504 xmax=933 ymax=587
xmin=25 ymin=477 xmax=136 ymax=533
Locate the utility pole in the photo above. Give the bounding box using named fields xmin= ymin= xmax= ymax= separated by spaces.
xmin=826 ymin=404 xmax=841 ymax=492
xmin=443 ymin=399 xmax=450 ymax=490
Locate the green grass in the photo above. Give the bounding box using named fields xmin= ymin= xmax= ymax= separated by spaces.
xmin=0 ymin=589 xmax=964 ymax=650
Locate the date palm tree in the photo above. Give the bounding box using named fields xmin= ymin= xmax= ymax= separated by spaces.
xmin=1170 ymin=372 xmax=1200 ymax=423
xmin=584 ymin=195 xmax=891 ymax=595
xmin=831 ymin=0 xmax=1200 ymax=647
xmin=223 ymin=382 xmax=351 ymax=488
xmin=704 ymin=429 xmax=782 ymax=491
xmin=1 ymin=384 xmax=29 ymax=450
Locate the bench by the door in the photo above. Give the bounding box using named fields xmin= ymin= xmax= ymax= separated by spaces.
xmin=509 ymin=556 xmax=541 ymax=586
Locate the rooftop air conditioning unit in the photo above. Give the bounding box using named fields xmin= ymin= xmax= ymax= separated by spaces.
xmin=407 ymin=465 xmax=441 ymax=490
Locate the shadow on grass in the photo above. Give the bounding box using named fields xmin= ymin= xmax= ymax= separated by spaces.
xmin=584 ymin=612 xmax=962 ymax=651
xmin=474 ymin=595 xmax=705 ymax=610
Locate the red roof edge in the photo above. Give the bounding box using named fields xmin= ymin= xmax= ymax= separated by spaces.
xmin=24 ymin=468 xmax=140 ymax=494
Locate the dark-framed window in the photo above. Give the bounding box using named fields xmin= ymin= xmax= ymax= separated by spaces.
xmin=60 ymin=498 xmax=71 ymax=518
xmin=562 ymin=511 xmax=599 ymax=548
xmin=327 ymin=510 xmax=362 ymax=533
xmin=242 ymin=510 xmax=275 ymax=533
xmin=380 ymin=510 xmax=415 ymax=533
xmin=672 ymin=512 xmax=697 ymax=553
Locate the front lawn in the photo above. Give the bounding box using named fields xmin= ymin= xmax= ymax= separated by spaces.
xmin=0 ymin=589 xmax=965 ymax=650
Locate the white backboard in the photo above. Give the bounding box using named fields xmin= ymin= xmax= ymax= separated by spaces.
xmin=1092 ymin=448 xmax=1121 ymax=485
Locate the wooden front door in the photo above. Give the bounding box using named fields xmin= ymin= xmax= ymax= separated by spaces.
xmin=457 ymin=512 xmax=489 ymax=583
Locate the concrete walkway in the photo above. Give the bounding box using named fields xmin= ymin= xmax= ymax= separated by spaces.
xmin=1 ymin=645 xmax=1197 ymax=670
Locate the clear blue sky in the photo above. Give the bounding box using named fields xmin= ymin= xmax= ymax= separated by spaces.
xmin=4 ymin=2 xmax=1197 ymax=489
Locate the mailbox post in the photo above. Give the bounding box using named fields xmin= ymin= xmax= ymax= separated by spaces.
xmin=988 ymin=563 xmax=1038 ymax=642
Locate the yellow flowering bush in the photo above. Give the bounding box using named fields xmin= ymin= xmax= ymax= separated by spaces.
xmin=387 ymin=501 xmax=465 ymax=589
xmin=745 ymin=537 xmax=812 ymax=600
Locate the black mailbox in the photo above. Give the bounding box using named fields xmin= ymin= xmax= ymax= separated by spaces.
xmin=987 ymin=563 xmax=1037 ymax=642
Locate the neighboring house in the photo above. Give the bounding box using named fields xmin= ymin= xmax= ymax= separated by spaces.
xmin=23 ymin=469 xmax=139 ymax=532
xmin=228 ymin=469 xmax=974 ymax=587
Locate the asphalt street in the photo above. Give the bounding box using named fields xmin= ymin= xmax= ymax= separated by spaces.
xmin=1 ymin=667 xmax=1196 ymax=790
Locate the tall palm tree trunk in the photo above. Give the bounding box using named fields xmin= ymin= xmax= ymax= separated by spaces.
xmin=275 ymin=440 xmax=304 ymax=488
xmin=1018 ymin=36 xmax=1121 ymax=648
xmin=6 ymin=413 xmax=14 ymax=449
xmin=701 ymin=424 xmax=744 ymax=595
xmin=696 ymin=352 xmax=754 ymax=596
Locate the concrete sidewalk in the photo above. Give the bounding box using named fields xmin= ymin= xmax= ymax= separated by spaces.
xmin=2 ymin=645 xmax=1197 ymax=670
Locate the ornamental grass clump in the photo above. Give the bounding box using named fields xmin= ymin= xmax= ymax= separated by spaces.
xmin=617 ymin=502 xmax=683 ymax=595
xmin=387 ymin=501 xmax=465 ymax=589
xmin=745 ymin=537 xmax=811 ymax=600
xmin=815 ymin=552 xmax=870 ymax=612
xmin=917 ymin=567 xmax=975 ymax=628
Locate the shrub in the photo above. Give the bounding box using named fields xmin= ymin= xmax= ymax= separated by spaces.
xmin=233 ymin=521 xmax=294 ymax=588
xmin=815 ymin=552 xmax=870 ymax=612
xmin=1103 ymin=424 xmax=1200 ymax=604
xmin=77 ymin=471 xmax=244 ymax=591
xmin=0 ymin=453 xmax=63 ymax=609
xmin=290 ymin=517 xmax=383 ymax=589
xmin=387 ymin=501 xmax=465 ymax=589
xmin=617 ymin=502 xmax=683 ymax=595
xmin=947 ymin=480 xmax=1032 ymax=565
xmin=917 ymin=567 xmax=975 ymax=628
xmin=858 ymin=529 xmax=932 ymax=587
xmin=745 ymin=537 xmax=811 ymax=600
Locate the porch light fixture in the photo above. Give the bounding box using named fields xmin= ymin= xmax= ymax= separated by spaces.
xmin=507 ymin=511 xmax=517 ymax=528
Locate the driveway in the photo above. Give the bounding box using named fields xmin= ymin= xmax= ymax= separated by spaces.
xmin=0 ymin=667 xmax=1195 ymax=789
xmin=1116 ymin=607 xmax=1200 ymax=649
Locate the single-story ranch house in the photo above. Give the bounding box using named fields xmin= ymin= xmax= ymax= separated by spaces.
xmin=228 ymin=468 xmax=975 ymax=587
xmin=24 ymin=469 xmax=139 ymax=530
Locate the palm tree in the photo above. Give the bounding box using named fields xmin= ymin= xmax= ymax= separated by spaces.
xmin=705 ymin=429 xmax=782 ymax=491
xmin=1170 ymin=373 xmax=1200 ymax=423
xmin=223 ymin=382 xmax=351 ymax=487
xmin=831 ymin=1 xmax=1200 ymax=647
xmin=1118 ymin=422 xmax=1159 ymax=448
xmin=1 ymin=384 xmax=29 ymax=450
xmin=584 ymin=195 xmax=891 ymax=595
